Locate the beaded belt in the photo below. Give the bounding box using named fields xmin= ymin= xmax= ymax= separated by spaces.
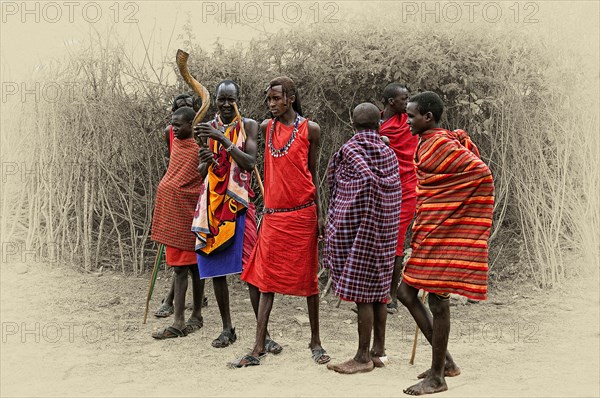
xmin=260 ymin=201 xmax=315 ymax=215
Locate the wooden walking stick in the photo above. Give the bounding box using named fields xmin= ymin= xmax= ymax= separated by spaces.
xmin=409 ymin=290 xmax=428 ymax=365
xmin=143 ymin=243 xmax=165 ymax=324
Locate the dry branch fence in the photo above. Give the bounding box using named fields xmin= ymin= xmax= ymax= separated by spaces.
xmin=2 ymin=23 xmax=597 ymax=287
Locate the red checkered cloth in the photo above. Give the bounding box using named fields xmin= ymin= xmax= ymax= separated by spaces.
xmin=324 ymin=129 xmax=402 ymax=303
xmin=151 ymin=138 xmax=203 ymax=251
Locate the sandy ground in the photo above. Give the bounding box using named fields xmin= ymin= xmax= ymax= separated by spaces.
xmin=1 ymin=261 xmax=599 ymax=398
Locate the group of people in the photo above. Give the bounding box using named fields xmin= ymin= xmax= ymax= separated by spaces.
xmin=149 ymin=76 xmax=495 ymax=396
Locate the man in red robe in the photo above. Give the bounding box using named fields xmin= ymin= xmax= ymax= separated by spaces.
xmin=379 ymin=83 xmax=419 ymax=313
xmin=399 ymin=92 xmax=494 ymax=395
xmin=150 ymin=107 xmax=205 ymax=339
xmin=154 ymin=94 xmax=207 ymax=319
xmin=234 ymin=76 xmax=330 ymax=367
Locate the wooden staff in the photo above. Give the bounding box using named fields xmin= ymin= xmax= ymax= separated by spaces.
xmin=143 ymin=243 xmax=165 ymax=324
xmin=409 ymin=290 xmax=428 ymax=365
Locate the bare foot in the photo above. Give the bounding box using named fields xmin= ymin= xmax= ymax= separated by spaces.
xmin=326 ymin=358 xmax=374 ymax=374
xmin=417 ymin=363 xmax=461 ymax=379
xmin=403 ymin=376 xmax=448 ymax=395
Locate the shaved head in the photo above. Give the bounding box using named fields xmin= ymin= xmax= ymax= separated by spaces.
xmin=173 ymin=106 xmax=196 ymax=123
xmin=352 ymin=102 xmax=381 ymax=130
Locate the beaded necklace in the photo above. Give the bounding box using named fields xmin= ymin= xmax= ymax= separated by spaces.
xmin=215 ymin=114 xmax=238 ymax=133
xmin=268 ymin=113 xmax=299 ymax=158
xmin=213 ymin=114 xmax=239 ymax=151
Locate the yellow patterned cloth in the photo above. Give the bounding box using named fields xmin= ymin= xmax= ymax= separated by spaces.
xmin=192 ymin=115 xmax=252 ymax=255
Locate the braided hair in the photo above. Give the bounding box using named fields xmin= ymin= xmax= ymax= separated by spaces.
xmin=266 ymin=76 xmax=303 ymax=116
xmin=171 ymin=94 xmax=193 ymax=112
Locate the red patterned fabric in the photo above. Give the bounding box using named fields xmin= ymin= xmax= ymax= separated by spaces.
xmin=192 ymin=117 xmax=252 ymax=255
xmin=402 ymin=128 xmax=494 ymax=300
xmin=165 ymin=246 xmax=197 ymax=266
xmin=242 ymin=203 xmax=257 ymax=268
xmin=324 ymin=130 xmax=401 ymax=303
xmin=380 ymin=113 xmax=419 ymax=254
xmin=241 ymin=119 xmax=318 ymax=296
xmin=151 ymin=138 xmax=203 ymax=251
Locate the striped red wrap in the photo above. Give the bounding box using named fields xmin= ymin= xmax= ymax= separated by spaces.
xmin=402 ymin=128 xmax=494 ymax=301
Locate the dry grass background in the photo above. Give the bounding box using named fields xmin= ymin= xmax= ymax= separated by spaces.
xmin=1 ymin=20 xmax=598 ymax=288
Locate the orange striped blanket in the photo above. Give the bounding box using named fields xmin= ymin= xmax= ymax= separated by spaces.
xmin=402 ymin=128 xmax=494 ymax=300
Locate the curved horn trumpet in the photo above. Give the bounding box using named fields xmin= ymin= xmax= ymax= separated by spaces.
xmin=176 ymin=49 xmax=210 ymax=127
xmin=176 ymin=49 xmax=217 ymax=166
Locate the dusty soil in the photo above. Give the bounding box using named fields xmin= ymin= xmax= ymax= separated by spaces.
xmin=1 ymin=260 xmax=599 ymax=397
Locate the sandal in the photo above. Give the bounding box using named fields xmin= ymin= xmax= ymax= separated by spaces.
xmin=229 ymin=354 xmax=260 ymax=368
xmin=211 ymin=328 xmax=237 ymax=348
xmin=184 ymin=317 xmax=203 ymax=334
xmin=154 ymin=300 xmax=174 ymax=318
xmin=386 ymin=301 xmax=398 ymax=314
xmin=265 ymin=337 xmax=283 ymax=355
xmin=151 ymin=326 xmax=188 ymax=340
xmin=311 ymin=347 xmax=331 ymax=365
xmin=370 ymin=350 xmax=388 ymax=368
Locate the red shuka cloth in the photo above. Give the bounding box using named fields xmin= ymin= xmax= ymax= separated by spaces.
xmin=380 ymin=113 xmax=419 ymax=254
xmin=242 ymin=203 xmax=257 ymax=268
xmin=402 ymin=128 xmax=494 ymax=300
xmin=165 ymin=246 xmax=197 ymax=266
xmin=241 ymin=119 xmax=319 ymax=296
xmin=151 ymin=138 xmax=203 ymax=251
